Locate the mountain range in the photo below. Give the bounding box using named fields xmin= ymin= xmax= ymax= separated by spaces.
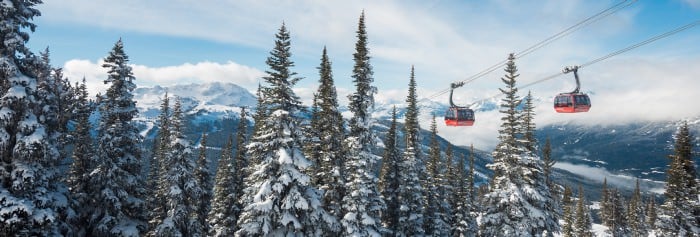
xmin=131 ymin=82 xmax=699 ymax=201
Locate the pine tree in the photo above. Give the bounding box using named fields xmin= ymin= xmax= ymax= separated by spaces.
xmin=311 ymin=47 xmax=346 ymax=226
xmin=236 ymin=23 xmax=336 ymax=236
xmin=453 ymin=150 xmax=477 ymax=237
xmin=599 ymin=177 xmax=610 ymax=227
xmin=468 ymin=145 xmax=477 ymax=206
xmin=425 ymin=116 xmax=450 ymax=235
xmin=0 ymin=3 xmax=71 ymax=234
xmin=208 ymin=135 xmax=237 ymax=236
xmin=341 ymin=12 xmax=385 ymax=236
xmin=194 ymin=133 xmax=212 ymax=236
xmin=379 ymin=106 xmax=401 ymax=235
xmin=645 ymin=196 xmax=657 ymax=229
xmin=88 ymin=39 xmax=146 ymax=236
xmin=520 ymin=91 xmax=537 ymax=154
xmin=480 ymin=53 xmax=558 ymax=236
xmin=606 ymin=189 xmax=630 ymax=236
xmin=147 ymin=93 xmax=170 ymax=234
xmin=561 ymin=185 xmax=574 ymax=237
xmin=542 ymin=137 xmax=555 ymax=187
xmin=151 ymin=98 xmax=201 ymax=236
xmin=232 ymin=108 xmax=249 ymax=220
xmin=655 ymin=121 xmax=699 ymax=236
xmin=627 ymin=179 xmax=647 ymax=236
xmin=573 ymin=186 xmax=593 ymax=237
xmin=397 ymin=66 xmax=425 ymax=236
xmin=67 ymin=78 xmax=94 ymax=235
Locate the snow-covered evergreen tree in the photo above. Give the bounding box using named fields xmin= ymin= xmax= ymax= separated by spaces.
xmin=236 ymin=23 xmax=336 ymax=236
xmin=627 ymin=179 xmax=647 ymax=236
xmin=208 ymin=134 xmax=237 ymax=236
xmin=194 ymin=133 xmax=212 ymax=235
xmin=655 ymin=121 xmax=699 ymax=236
xmin=605 ymin=189 xmax=630 ymax=236
xmin=147 ymin=93 xmax=170 ymax=235
xmin=88 ymin=39 xmax=146 ymax=236
xmin=397 ymin=66 xmax=425 ymax=236
xmin=425 ymin=116 xmax=450 ymax=236
xmin=561 ymin=185 xmax=574 ymax=237
xmin=520 ymin=91 xmax=537 ymax=154
xmin=452 ymin=147 xmax=477 ymax=237
xmin=152 ymin=98 xmax=201 ymax=236
xmin=67 ymin=78 xmax=93 ymax=235
xmin=480 ymin=53 xmax=559 ymax=236
xmin=311 ymin=47 xmax=346 ymax=227
xmin=232 ymin=108 xmax=249 ymax=220
xmin=0 ymin=1 xmax=71 ymax=235
xmin=341 ymin=11 xmax=385 ymax=237
xmin=573 ymin=186 xmax=593 ymax=237
xmin=646 ymin=196 xmax=657 ymax=229
xmin=379 ymin=106 xmax=401 ymax=235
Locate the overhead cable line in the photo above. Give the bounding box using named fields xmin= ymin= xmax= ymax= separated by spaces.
xmin=468 ymin=19 xmax=700 ymax=107
xmin=427 ymin=0 xmax=636 ymax=100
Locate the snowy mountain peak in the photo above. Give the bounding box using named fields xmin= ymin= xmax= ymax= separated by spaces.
xmin=134 ymin=82 xmax=256 ymax=120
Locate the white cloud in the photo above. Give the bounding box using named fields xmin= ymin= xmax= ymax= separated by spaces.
xmin=44 ymin=1 xmax=700 ymax=150
xmin=683 ymin=0 xmax=700 ymax=9
xmin=62 ymin=59 xmax=264 ymax=96
xmin=554 ymin=162 xmax=665 ymax=193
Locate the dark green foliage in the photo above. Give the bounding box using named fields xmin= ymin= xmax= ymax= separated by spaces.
xmin=67 ymin=79 xmax=93 ymax=235
xmin=573 ymin=186 xmax=593 ymax=237
xmin=655 ymin=121 xmax=699 ymax=236
xmin=397 ymin=66 xmax=424 ymax=236
xmin=195 ymin=133 xmax=212 ymax=235
xmin=521 ymin=91 xmax=537 ymax=154
xmin=627 ymin=180 xmax=647 ymax=236
xmin=379 ymin=106 xmax=401 ymax=234
xmin=89 ymin=39 xmax=146 ymax=236
xmin=562 ymin=185 xmax=574 ymax=237
xmin=208 ymin=134 xmax=237 ymax=236
xmin=310 ymin=47 xmax=346 ymax=226
xmin=147 ymin=93 xmax=170 ymax=234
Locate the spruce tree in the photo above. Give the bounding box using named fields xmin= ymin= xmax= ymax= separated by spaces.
xmin=542 ymin=137 xmax=555 ymax=187
xmin=0 ymin=3 xmax=71 ymax=234
xmin=311 ymin=47 xmax=346 ymax=225
xmin=397 ymin=66 xmax=425 ymax=236
xmin=152 ymin=98 xmax=201 ymax=236
xmin=573 ymin=186 xmax=593 ymax=237
xmin=561 ymin=185 xmax=574 ymax=237
xmin=341 ymin=12 xmax=385 ymax=236
xmin=599 ymin=177 xmax=610 ymax=227
xmin=147 ymin=93 xmax=170 ymax=234
xmin=627 ymin=179 xmax=647 ymax=236
xmin=425 ymin=116 xmax=450 ymax=235
xmin=67 ymin=78 xmax=93 ymax=235
xmin=236 ymin=23 xmax=336 ymax=236
xmin=646 ymin=196 xmax=657 ymax=229
xmin=89 ymin=39 xmax=146 ymax=236
xmin=194 ymin=133 xmax=212 ymax=236
xmin=480 ymin=53 xmax=558 ymax=236
xmin=453 ymin=150 xmax=477 ymax=237
xmin=208 ymin=135 xmax=237 ymax=236
xmin=232 ymin=108 xmax=249 ymax=220
xmin=521 ymin=91 xmax=537 ymax=154
xmin=655 ymin=121 xmax=699 ymax=236
xmin=606 ymin=189 xmax=630 ymax=236
xmin=379 ymin=106 xmax=401 ymax=235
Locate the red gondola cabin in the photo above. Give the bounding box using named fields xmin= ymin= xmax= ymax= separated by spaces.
xmin=444 ymin=107 xmax=475 ymax=126
xmin=554 ymin=93 xmax=591 ymax=113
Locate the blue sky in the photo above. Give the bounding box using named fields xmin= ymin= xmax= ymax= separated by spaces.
xmin=25 ymin=0 xmax=700 ymax=147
